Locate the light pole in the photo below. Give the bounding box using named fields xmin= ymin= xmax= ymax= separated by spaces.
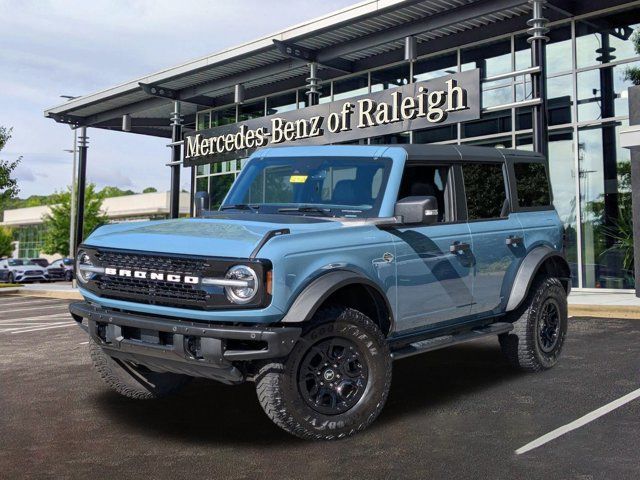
xmin=61 ymin=95 xmax=78 ymax=259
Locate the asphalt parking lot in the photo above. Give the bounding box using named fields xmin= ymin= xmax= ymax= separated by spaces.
xmin=1 ymin=295 xmax=639 ymax=479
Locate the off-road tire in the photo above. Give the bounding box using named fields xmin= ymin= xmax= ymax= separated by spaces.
xmin=255 ymin=307 xmax=392 ymax=440
xmin=89 ymin=339 xmax=191 ymax=399
xmin=499 ymin=276 xmax=568 ymax=372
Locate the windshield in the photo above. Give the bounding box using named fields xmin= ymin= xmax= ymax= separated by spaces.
xmin=223 ymin=156 xmax=392 ymax=217
xmin=8 ymin=259 xmax=34 ymax=266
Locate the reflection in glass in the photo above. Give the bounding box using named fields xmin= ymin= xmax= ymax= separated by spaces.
xmin=462 ymin=110 xmax=511 ymax=138
xmin=210 ymin=108 xmax=236 ymax=127
xmin=546 ymin=26 xmax=572 ymax=75
xmin=267 ymin=91 xmax=297 ymax=114
xmin=578 ymin=123 xmax=633 ymax=288
xmin=370 ymin=64 xmax=410 ymax=92
xmin=461 ymin=40 xmax=511 ymax=81
xmin=517 ymin=130 xmax=579 ymax=286
xmin=575 ymin=12 xmax=638 ymax=69
xmin=547 ymin=74 xmax=573 ymax=125
xmin=238 ymin=99 xmax=264 ymax=122
xmin=413 ymin=53 xmax=457 ymax=81
xmin=209 ymin=174 xmax=236 ymax=210
xmin=332 ymin=75 xmax=369 ymax=101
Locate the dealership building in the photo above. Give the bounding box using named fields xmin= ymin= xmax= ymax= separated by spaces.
xmin=44 ymin=0 xmax=640 ymax=291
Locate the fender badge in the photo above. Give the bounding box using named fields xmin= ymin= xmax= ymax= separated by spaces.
xmin=382 ymin=252 xmax=394 ymax=263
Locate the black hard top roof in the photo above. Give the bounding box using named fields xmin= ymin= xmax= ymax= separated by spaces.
xmin=390 ymin=144 xmax=545 ymax=163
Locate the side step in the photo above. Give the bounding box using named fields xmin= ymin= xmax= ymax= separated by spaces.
xmin=391 ymin=322 xmax=513 ymax=360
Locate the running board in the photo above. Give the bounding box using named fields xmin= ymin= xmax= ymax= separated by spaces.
xmin=391 ymin=322 xmax=513 ymax=360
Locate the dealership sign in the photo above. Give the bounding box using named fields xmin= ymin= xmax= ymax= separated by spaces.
xmin=183 ymin=69 xmax=480 ymax=166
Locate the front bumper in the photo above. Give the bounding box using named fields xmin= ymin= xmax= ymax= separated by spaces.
xmin=70 ymin=301 xmax=301 ymax=384
xmin=16 ymin=274 xmax=48 ymax=282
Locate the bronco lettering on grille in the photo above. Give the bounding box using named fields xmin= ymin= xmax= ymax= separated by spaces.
xmin=104 ymin=267 xmax=199 ymax=284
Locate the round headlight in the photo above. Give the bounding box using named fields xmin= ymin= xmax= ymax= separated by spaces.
xmin=75 ymin=250 xmax=94 ymax=284
xmin=224 ymin=265 xmax=259 ymax=304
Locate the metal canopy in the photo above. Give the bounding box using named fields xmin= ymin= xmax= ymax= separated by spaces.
xmin=43 ymin=0 xmax=629 ymax=138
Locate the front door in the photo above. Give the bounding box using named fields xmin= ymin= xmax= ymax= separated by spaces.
xmin=461 ymin=162 xmax=526 ymax=315
xmin=391 ymin=164 xmax=474 ymax=333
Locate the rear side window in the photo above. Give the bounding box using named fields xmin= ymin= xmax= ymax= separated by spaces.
xmin=513 ymin=162 xmax=551 ymax=208
xmin=462 ymin=163 xmax=507 ymax=220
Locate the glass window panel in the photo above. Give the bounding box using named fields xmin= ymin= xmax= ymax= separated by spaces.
xmin=413 ymin=124 xmax=457 ymax=144
xmin=576 ymin=11 xmax=640 ymax=69
xmin=515 ymin=35 xmax=532 ymax=71
xmin=210 ymin=107 xmax=236 ymax=127
xmin=517 ymin=129 xmax=578 ymax=285
xmin=515 ymin=75 xmax=533 ymax=102
xmin=300 ymin=87 xmax=328 ymax=108
xmin=461 ymin=39 xmax=511 ymax=81
xmin=482 ymin=84 xmax=513 ymax=108
xmin=332 ymin=75 xmax=369 ymax=101
xmin=578 ymin=122 xmax=633 ymax=288
xmin=370 ymin=64 xmax=410 ymax=92
xmin=464 ymin=136 xmax=512 ymax=149
xmin=513 ymin=162 xmax=551 ymax=207
xmin=196 ymin=111 xmax=210 ymax=130
xmin=413 ymin=52 xmax=458 ymax=81
xmin=462 ymin=163 xmax=508 ymax=219
xmin=195 ymin=176 xmax=208 ymax=194
xmin=516 ymin=106 xmax=532 ymax=131
xmin=196 ymin=164 xmax=209 ymax=176
xmin=614 ymin=60 xmax=640 ymax=118
xmin=370 ymin=132 xmax=410 ymax=144
xmin=546 ymin=26 xmax=573 ymax=75
xmin=238 ymin=99 xmax=264 ymax=122
xmin=547 ymin=74 xmax=574 ymax=125
xmin=266 ymin=91 xmax=297 ymax=115
xmin=462 ymin=110 xmax=511 ymax=138
xmin=209 ymin=174 xmax=235 ymax=210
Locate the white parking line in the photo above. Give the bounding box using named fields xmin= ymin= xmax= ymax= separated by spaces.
xmin=515 ymin=387 xmax=640 ymax=455
xmin=0 ymin=299 xmax=62 ymax=307
xmin=0 ymin=314 xmax=70 ymax=324
xmin=8 ymin=323 xmax=76 ymax=334
xmin=2 ymin=304 xmax=70 ymax=313
xmin=0 ymin=321 xmax=73 ymax=333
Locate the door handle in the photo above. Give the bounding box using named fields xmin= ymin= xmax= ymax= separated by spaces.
xmin=450 ymin=241 xmax=470 ymax=253
xmin=505 ymin=236 xmax=523 ymax=246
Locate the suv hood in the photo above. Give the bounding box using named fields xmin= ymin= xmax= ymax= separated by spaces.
xmin=83 ymin=214 xmax=346 ymax=258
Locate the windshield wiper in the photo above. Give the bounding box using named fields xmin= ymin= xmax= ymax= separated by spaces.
xmin=220 ymin=204 xmax=260 ymax=212
xmin=277 ymin=206 xmax=331 ymax=217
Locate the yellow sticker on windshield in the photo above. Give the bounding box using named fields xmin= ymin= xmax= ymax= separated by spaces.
xmin=289 ymin=175 xmax=308 ymax=183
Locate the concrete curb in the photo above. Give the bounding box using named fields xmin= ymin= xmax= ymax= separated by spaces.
xmin=0 ymin=287 xmax=24 ymax=294
xmin=569 ymin=304 xmax=640 ymax=320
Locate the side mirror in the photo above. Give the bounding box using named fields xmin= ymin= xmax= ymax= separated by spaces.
xmin=194 ymin=191 xmax=210 ymax=218
xmin=394 ymin=196 xmax=438 ymax=225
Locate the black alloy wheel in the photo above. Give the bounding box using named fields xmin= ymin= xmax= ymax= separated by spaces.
xmin=298 ymin=337 xmax=369 ymax=415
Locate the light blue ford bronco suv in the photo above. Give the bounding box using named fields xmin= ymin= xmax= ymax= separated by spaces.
xmin=70 ymin=144 xmax=570 ymax=440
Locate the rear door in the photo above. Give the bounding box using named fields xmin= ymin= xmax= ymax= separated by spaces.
xmin=462 ymin=161 xmax=526 ymax=315
xmin=391 ymin=162 xmax=474 ymax=332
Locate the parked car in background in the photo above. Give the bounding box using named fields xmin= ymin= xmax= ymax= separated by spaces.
xmin=47 ymin=258 xmax=75 ymax=281
xmin=30 ymin=258 xmax=50 ymax=268
xmin=0 ymin=258 xmax=48 ymax=283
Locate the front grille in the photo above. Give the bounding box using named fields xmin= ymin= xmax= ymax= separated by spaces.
xmin=94 ymin=251 xmax=208 ymax=308
xmin=25 ymin=270 xmax=41 ymax=275
xmin=82 ymin=247 xmax=270 ymax=311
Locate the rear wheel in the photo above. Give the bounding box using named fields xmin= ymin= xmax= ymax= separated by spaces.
xmin=499 ymin=276 xmax=568 ymax=372
xmin=256 ymin=307 xmax=392 ymax=440
xmin=65 ymin=270 xmax=73 ymax=282
xmin=7 ymin=272 xmax=14 ymax=283
xmin=89 ymin=339 xmax=191 ymax=399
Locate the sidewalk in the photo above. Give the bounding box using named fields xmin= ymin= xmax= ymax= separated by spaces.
xmin=2 ymin=283 xmax=639 ymax=319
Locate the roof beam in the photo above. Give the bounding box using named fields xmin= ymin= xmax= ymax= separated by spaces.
xmin=139 ymin=82 xmax=217 ymax=107
xmin=272 ymin=39 xmax=353 ymax=73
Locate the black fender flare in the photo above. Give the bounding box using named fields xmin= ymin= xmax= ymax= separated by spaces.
xmin=280 ymin=270 xmax=394 ymax=330
xmin=505 ymin=246 xmax=570 ymax=312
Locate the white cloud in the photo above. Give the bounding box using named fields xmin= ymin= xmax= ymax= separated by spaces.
xmin=0 ymin=0 xmax=355 ymax=198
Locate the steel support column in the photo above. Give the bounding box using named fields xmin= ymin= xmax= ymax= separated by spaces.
xmin=528 ymin=0 xmax=549 ymax=158
xmin=170 ymin=101 xmax=182 ymax=219
xmin=74 ymin=127 xmax=88 ymax=253
xmin=306 ymin=62 xmax=321 ymax=106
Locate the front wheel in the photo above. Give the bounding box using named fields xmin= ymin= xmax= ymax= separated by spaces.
xmin=499 ymin=276 xmax=568 ymax=372
xmin=89 ymin=339 xmax=191 ymax=399
xmin=256 ymin=307 xmax=392 ymax=440
xmin=7 ymin=272 xmax=14 ymax=284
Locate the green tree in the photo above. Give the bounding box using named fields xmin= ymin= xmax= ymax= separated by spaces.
xmin=0 ymin=227 xmax=14 ymax=258
xmin=41 ymin=184 xmax=108 ymax=256
xmin=100 ymin=186 xmax=135 ymax=198
xmin=625 ymin=30 xmax=640 ymax=85
xmin=142 ymin=187 xmax=157 ymax=193
xmin=0 ymin=126 xmax=22 ymax=213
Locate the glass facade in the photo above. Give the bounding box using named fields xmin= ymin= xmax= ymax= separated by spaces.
xmin=194 ymin=5 xmax=640 ymax=290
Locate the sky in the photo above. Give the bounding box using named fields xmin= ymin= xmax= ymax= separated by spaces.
xmin=0 ymin=0 xmax=356 ymax=198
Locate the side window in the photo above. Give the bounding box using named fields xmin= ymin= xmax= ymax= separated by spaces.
xmin=513 ymin=161 xmax=551 ymax=208
xmin=398 ymin=165 xmax=452 ymax=222
xmin=462 ymin=163 xmax=508 ymax=220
